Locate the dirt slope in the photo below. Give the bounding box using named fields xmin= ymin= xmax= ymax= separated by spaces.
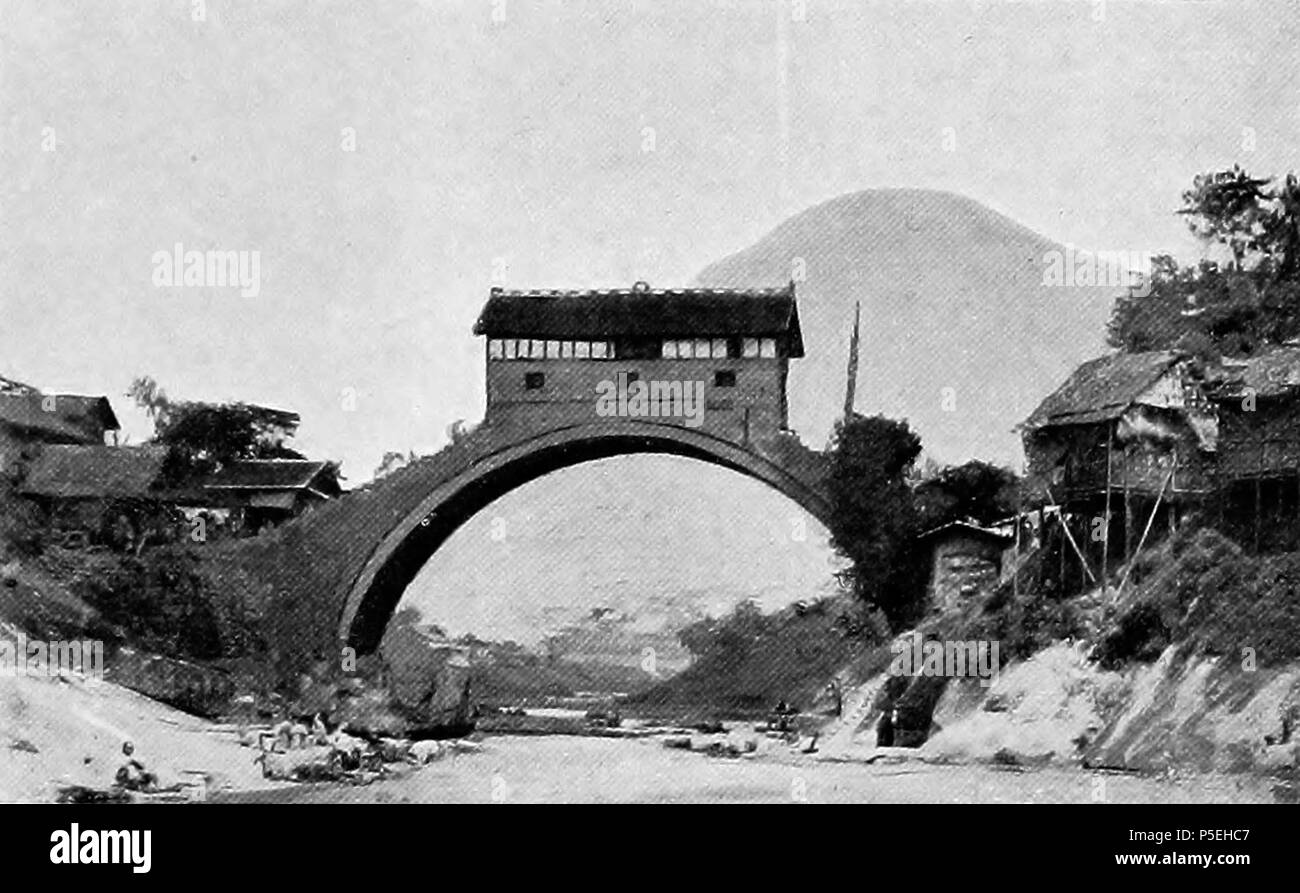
xmin=0 ymin=664 xmax=268 ymax=803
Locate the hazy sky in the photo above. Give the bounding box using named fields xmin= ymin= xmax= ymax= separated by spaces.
xmin=5 ymin=1 xmax=1299 ymax=640
xmin=3 ymin=0 xmax=1296 ymax=481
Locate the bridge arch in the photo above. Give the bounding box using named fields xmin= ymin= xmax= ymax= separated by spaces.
xmin=339 ymin=419 xmax=831 ymax=652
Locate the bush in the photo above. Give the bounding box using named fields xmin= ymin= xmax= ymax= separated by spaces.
xmin=1095 ymin=526 xmax=1300 ymax=668
xmin=0 ymin=489 xmax=45 ymax=558
xmin=69 ymin=547 xmax=264 ymax=662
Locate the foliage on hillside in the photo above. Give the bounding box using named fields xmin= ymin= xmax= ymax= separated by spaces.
xmin=1108 ymin=166 xmax=1300 ymax=356
xmin=914 ymin=460 xmax=1020 ymax=530
xmin=0 ymin=482 xmax=45 ymax=558
xmin=1094 ymin=527 xmax=1300 ymax=669
xmin=826 ymin=414 xmax=927 ymax=631
xmin=52 ymin=546 xmax=266 ymax=661
xmin=127 ymin=374 xmax=342 ymax=487
xmin=468 ymin=653 xmax=655 ymax=705
xmin=629 ymin=597 xmax=879 ymax=718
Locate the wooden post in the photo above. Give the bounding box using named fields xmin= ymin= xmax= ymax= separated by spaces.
xmin=1217 ymin=459 xmax=1226 ymax=533
xmin=1116 ymin=468 xmax=1174 ymax=596
xmin=1013 ymin=510 xmax=1021 ymax=600
xmin=1102 ymin=421 xmax=1114 ymax=595
xmin=1255 ymin=440 xmax=1263 ymax=552
xmin=1081 ymin=515 xmax=1088 ymax=589
xmin=842 ymin=301 xmax=860 ymax=422
xmin=1123 ymin=443 xmax=1134 ymax=566
xmin=1048 ymin=486 xmax=1096 ymax=585
xmin=1057 ymin=509 xmax=1065 ymax=592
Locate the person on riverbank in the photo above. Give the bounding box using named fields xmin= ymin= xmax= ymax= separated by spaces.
xmin=114 ymin=741 xmax=158 ymax=792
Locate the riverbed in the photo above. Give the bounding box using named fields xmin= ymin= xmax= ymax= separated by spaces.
xmin=220 ymin=735 xmax=1278 ymax=804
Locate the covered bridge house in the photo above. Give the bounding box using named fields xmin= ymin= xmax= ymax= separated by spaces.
xmin=472 ymin=281 xmax=805 ymax=444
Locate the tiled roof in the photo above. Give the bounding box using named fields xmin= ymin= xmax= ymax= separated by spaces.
xmin=0 ymin=395 xmax=94 ymax=442
xmin=20 ymin=445 xmax=169 ymax=499
xmin=917 ymin=519 xmax=1014 ymax=544
xmin=1215 ymin=347 xmax=1300 ymax=399
xmin=0 ymin=375 xmax=37 ymax=395
xmin=0 ymin=393 xmax=119 ymax=442
xmin=203 ymin=459 xmax=334 ymax=492
xmin=1022 ymin=351 xmax=1185 ymax=430
xmin=472 ymin=282 xmax=804 ymax=356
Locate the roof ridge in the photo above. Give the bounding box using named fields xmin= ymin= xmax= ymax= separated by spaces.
xmin=489 ymin=285 xmax=793 ymax=296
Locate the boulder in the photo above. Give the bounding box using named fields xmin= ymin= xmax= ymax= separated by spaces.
xmin=725 ymin=730 xmax=759 ymax=754
xmin=408 ymin=740 xmax=445 ymax=764
xmin=380 ymin=629 xmax=474 ymax=732
xmin=378 ymin=738 xmax=412 ymax=763
xmin=255 ymin=746 xmax=339 ymax=781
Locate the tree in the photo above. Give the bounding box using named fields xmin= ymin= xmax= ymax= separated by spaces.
xmin=127 ymin=375 xmax=341 ymax=488
xmin=676 ymin=600 xmax=772 ymax=661
xmin=373 ymin=450 xmax=417 ymax=481
xmin=1179 ymin=165 xmax=1273 ymax=271
xmin=1108 ymin=167 xmax=1300 ymax=356
xmin=826 ymin=414 xmax=925 ymax=632
xmin=914 ymin=460 xmax=1020 ymax=530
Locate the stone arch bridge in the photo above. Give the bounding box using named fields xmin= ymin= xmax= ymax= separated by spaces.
xmin=217 ymin=418 xmax=831 ymax=656
xmin=209 ymin=284 xmax=834 ymax=658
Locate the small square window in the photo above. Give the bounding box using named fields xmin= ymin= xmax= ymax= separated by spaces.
xmin=546 ymin=340 xmax=561 ymax=358
xmin=742 ymin=338 xmax=759 ymax=358
xmin=489 ymin=340 xmax=504 ymax=359
xmin=759 ymin=338 xmax=777 ymax=358
xmin=576 ymin=341 xmax=591 ymax=359
xmin=662 ymin=340 xmax=678 ymax=359
xmin=525 ymin=372 xmax=545 ymax=390
xmin=592 ymin=342 xmax=609 ymax=359
xmin=561 ymin=341 xmax=574 ymax=358
xmin=505 ymin=339 xmax=519 ymax=360
xmin=530 ymin=340 xmax=546 ymax=358
xmin=711 ymin=338 xmax=728 ymax=358
xmin=714 ymin=370 xmax=737 ymax=388
xmin=694 ymin=338 xmax=710 ymax=358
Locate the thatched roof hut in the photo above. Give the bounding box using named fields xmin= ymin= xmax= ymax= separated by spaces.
xmin=1020 ymin=351 xmax=1217 ymax=508
xmin=1211 ymin=347 xmax=1300 ymax=482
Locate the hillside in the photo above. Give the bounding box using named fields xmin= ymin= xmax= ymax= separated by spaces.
xmin=629 ymin=598 xmax=871 ymax=719
xmin=696 ymin=188 xmax=1118 ymax=465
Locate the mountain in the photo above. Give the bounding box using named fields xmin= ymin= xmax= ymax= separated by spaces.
xmin=540 ymin=599 xmax=697 ymax=677
xmin=696 ymin=188 xmax=1119 ymax=465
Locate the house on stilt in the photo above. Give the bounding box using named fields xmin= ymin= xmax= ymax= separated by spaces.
xmin=1209 ymin=346 xmax=1300 ymax=552
xmin=1019 ymin=350 xmax=1218 ymax=593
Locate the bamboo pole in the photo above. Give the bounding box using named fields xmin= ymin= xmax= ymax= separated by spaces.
xmin=1123 ymin=446 xmax=1133 ymax=564
xmin=1116 ymin=468 xmax=1174 ymax=597
xmin=842 ymin=301 xmax=860 ymax=422
xmin=1102 ymin=421 xmax=1114 ymax=595
xmin=1057 ymin=507 xmax=1065 ymax=592
xmin=1046 ymin=486 xmax=1095 ymax=585
xmin=1013 ymin=509 xmax=1021 ymax=600
xmin=1255 ymin=440 xmax=1263 ymax=552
